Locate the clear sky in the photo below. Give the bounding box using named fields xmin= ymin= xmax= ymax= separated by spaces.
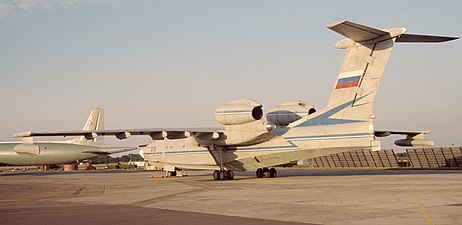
xmin=1 ymin=0 xmax=461 ymax=152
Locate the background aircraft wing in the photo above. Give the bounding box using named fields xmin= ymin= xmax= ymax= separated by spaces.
xmin=14 ymin=128 xmax=223 ymax=141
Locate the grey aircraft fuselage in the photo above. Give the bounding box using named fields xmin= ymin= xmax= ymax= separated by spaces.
xmin=0 ymin=142 xmax=131 ymax=166
xmin=1 ymin=108 xmax=134 ymax=166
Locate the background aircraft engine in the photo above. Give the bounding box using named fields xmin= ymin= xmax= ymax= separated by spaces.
xmin=215 ymin=99 xmax=263 ymax=125
xmin=266 ymin=101 xmax=316 ymax=126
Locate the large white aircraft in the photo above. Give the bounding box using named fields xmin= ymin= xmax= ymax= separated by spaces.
xmin=15 ymin=21 xmax=457 ymax=180
xmin=1 ymin=108 xmax=135 ymax=166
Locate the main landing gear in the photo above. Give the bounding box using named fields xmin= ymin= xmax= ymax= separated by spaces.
xmin=210 ymin=145 xmax=235 ymax=181
xmin=256 ymin=168 xmax=277 ymax=178
xmin=166 ymin=171 xmax=177 ymax=177
xmin=213 ymin=170 xmax=234 ymax=180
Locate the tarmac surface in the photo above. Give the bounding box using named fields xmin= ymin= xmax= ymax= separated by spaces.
xmin=1 ymin=169 xmax=461 ymax=225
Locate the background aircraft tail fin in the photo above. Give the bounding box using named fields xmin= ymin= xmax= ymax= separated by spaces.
xmin=82 ymin=107 xmax=105 ymax=131
xmin=72 ymin=108 xmax=105 ymax=146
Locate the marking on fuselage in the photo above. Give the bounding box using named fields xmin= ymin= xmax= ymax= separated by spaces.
xmin=295 ymin=95 xmax=370 ymax=127
xmin=285 ymin=132 xmax=373 ymax=141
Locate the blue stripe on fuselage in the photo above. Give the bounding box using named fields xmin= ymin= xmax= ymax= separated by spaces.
xmin=143 ymin=132 xmax=372 ymax=156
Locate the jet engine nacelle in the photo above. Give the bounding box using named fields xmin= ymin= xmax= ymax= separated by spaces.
xmin=215 ymin=99 xmax=263 ymax=125
xmin=394 ymin=139 xmax=434 ymax=147
xmin=266 ymin=101 xmax=316 ymax=126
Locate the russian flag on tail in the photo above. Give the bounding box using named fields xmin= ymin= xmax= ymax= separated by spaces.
xmin=335 ymin=70 xmax=363 ymax=89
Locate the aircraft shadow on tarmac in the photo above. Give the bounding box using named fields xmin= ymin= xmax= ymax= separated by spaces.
xmin=196 ymin=169 xmax=462 ymax=180
xmin=1 ymin=168 xmax=460 ymax=179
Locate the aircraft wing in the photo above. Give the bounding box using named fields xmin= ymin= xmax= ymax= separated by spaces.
xmin=14 ymin=128 xmax=223 ymax=141
xmin=374 ymin=130 xmax=430 ymax=138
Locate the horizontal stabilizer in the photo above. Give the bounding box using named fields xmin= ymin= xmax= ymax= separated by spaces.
xmin=375 ymin=130 xmax=433 ymax=147
xmin=327 ymin=21 xmax=458 ymax=43
xmin=327 ymin=20 xmax=389 ymax=42
xmin=396 ymin=33 xmax=459 ymax=43
xmin=374 ymin=130 xmax=430 ymax=138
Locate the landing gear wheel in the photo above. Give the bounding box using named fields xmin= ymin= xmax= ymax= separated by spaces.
xmin=256 ymin=168 xmax=277 ymax=178
xmin=226 ymin=170 xmax=235 ymax=180
xmin=213 ymin=170 xmax=220 ymax=180
xmin=219 ymin=170 xmax=226 ymax=180
xmin=167 ymin=171 xmax=177 ymax=177
xmin=269 ymin=168 xmax=277 ymax=178
xmin=262 ymin=168 xmax=270 ymax=178
xmin=256 ymin=168 xmax=264 ymax=178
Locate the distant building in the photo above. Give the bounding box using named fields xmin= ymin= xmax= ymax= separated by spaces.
xmin=128 ymin=161 xmax=146 ymax=169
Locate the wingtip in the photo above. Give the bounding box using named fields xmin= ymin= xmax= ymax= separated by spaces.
xmin=13 ymin=131 xmax=32 ymax=138
xmin=326 ymin=20 xmax=347 ymax=29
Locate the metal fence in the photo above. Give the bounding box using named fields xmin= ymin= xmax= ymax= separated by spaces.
xmin=406 ymin=147 xmax=462 ymax=168
xmin=310 ymin=149 xmax=399 ymax=168
xmin=306 ymin=147 xmax=462 ymax=168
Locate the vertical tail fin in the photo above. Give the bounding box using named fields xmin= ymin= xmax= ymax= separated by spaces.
xmin=287 ymin=21 xmax=456 ymax=150
xmin=325 ymin=21 xmax=457 ymax=121
xmin=325 ymin=21 xmax=405 ymax=120
xmin=82 ymin=107 xmax=105 ymax=131
xmin=70 ymin=108 xmax=105 ymax=146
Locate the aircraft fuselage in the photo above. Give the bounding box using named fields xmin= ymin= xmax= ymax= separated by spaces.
xmin=0 ymin=142 xmax=107 ymax=165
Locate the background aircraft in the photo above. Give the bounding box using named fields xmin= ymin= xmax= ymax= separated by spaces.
xmin=1 ymin=108 xmax=135 ymax=166
xmin=15 ymin=21 xmax=457 ymax=180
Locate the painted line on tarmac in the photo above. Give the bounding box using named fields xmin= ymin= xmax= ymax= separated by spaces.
xmin=74 ymin=186 xmax=87 ymax=196
xmin=407 ymin=186 xmax=435 ymax=225
xmin=0 ymin=200 xmax=20 ymax=203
